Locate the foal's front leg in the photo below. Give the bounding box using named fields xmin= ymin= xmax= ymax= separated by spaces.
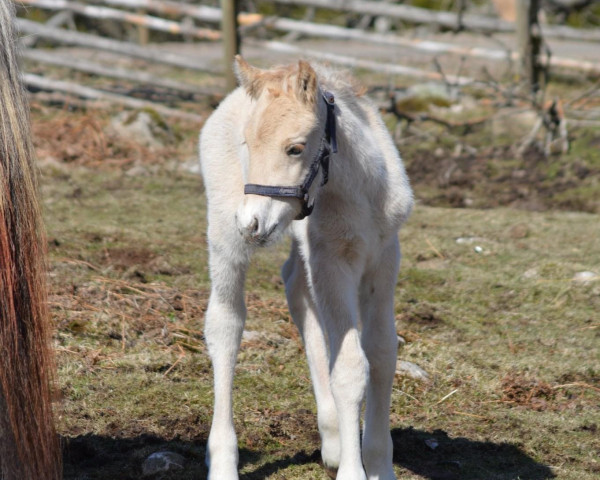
xmin=204 ymin=238 xmax=249 ymax=480
xmin=308 ymin=252 xmax=369 ymax=480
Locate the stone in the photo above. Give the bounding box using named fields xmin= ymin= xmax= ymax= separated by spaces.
xmin=179 ymin=158 xmax=202 ymax=175
xmin=142 ymin=451 xmax=185 ymax=477
xmin=522 ymin=268 xmax=539 ymax=280
xmin=110 ymin=110 xmax=173 ymax=148
xmin=424 ymin=438 xmax=439 ymax=450
xmin=396 ymin=361 xmax=430 ymax=382
xmin=242 ymin=330 xmax=261 ymax=342
xmin=508 ymin=223 xmax=530 ymax=239
xmin=573 ymin=271 xmax=598 ymax=283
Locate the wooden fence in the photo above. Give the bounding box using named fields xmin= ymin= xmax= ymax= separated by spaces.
xmin=13 ymin=0 xmax=600 ymax=119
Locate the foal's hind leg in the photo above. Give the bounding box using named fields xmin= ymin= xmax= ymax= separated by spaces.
xmin=282 ymin=241 xmax=340 ymax=473
xmin=204 ymin=223 xmax=250 ymax=480
xmin=360 ymin=239 xmax=400 ymax=480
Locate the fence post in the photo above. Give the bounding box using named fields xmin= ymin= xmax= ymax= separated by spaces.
xmin=516 ymin=0 xmax=543 ymax=96
xmin=137 ymin=9 xmax=149 ymax=45
xmin=221 ymin=0 xmax=240 ymax=92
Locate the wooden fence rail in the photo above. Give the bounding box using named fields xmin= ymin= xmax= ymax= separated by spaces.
xmin=270 ymin=0 xmax=600 ymax=42
xmin=18 ymin=0 xmax=222 ymax=40
xmin=249 ymin=39 xmax=474 ymax=84
xmin=22 ymin=48 xmax=217 ymax=97
xmin=18 ymin=1 xmax=600 ymax=76
xmin=28 ymin=0 xmax=600 ymax=42
xmin=14 ymin=0 xmax=600 ymax=116
xmin=16 ymin=17 xmax=219 ymax=72
xmin=24 ymin=72 xmax=204 ymax=121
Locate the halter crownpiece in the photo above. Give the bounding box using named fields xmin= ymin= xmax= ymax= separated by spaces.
xmin=244 ymin=90 xmax=338 ymax=220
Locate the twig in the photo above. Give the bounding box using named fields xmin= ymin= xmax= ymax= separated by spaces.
xmin=436 ymin=388 xmax=459 ymax=405
xmin=450 ymin=410 xmax=489 ymax=420
xmin=425 ymin=237 xmax=445 ymax=260
xmin=553 ymin=382 xmax=600 ymax=393
xmin=57 ymin=257 xmax=102 ymax=271
xmin=565 ymin=79 xmax=600 ymax=108
xmin=121 ymin=314 xmax=126 ymax=352
xmin=575 ymin=324 xmax=599 ymax=331
xmin=393 ymin=388 xmax=422 ymax=405
xmin=163 ymin=345 xmax=186 ymax=376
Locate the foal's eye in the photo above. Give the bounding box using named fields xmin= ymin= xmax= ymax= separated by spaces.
xmin=286 ymin=144 xmax=305 ymax=156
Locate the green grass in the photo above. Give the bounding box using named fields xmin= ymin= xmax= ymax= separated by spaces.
xmin=42 ymin=165 xmax=599 ymax=479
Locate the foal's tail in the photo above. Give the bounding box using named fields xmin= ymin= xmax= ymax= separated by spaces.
xmin=0 ymin=2 xmax=62 ymax=479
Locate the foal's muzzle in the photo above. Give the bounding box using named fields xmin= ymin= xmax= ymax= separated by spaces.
xmin=239 ymin=215 xmax=278 ymax=245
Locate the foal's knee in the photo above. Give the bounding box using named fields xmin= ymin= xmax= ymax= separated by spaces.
xmin=364 ymin=331 xmax=398 ymax=380
xmin=330 ymin=330 xmax=369 ymax=404
xmin=204 ymin=297 xmax=245 ymax=359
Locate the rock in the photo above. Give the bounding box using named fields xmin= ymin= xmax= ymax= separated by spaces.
xmin=434 ymin=147 xmax=445 ymax=158
xmin=110 ymin=110 xmax=173 ymax=148
xmin=394 ymin=83 xmax=454 ymax=112
xmin=179 ymin=158 xmax=202 ymax=175
xmin=125 ymin=165 xmax=150 ymax=177
xmin=148 ymin=256 xmax=179 ymax=276
xmin=508 ymin=223 xmax=530 ymax=239
xmin=573 ymin=271 xmax=599 ymax=283
xmin=396 ymin=361 xmax=430 ymax=382
xmin=522 ymin=268 xmax=539 ymax=280
xmin=142 ymin=451 xmax=185 ymax=477
xmin=424 ymin=438 xmax=439 ymax=451
xmin=242 ymin=330 xmax=261 ymax=342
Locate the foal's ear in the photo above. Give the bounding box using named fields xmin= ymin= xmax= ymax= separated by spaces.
xmin=234 ymin=55 xmax=265 ymax=99
xmin=296 ymin=60 xmax=317 ymax=106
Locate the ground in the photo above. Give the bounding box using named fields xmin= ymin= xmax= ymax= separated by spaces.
xmin=28 ymin=37 xmax=599 ymax=480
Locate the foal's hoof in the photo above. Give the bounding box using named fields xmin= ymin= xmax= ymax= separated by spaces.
xmin=325 ymin=466 xmax=338 ymax=479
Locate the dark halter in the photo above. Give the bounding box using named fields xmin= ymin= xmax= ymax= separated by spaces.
xmin=244 ymin=91 xmax=338 ymax=221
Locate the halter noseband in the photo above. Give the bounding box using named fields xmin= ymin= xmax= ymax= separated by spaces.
xmin=243 ymin=91 xmax=338 ymax=221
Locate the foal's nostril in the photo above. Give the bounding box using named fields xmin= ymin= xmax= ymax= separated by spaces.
xmin=250 ymin=217 xmax=259 ymax=234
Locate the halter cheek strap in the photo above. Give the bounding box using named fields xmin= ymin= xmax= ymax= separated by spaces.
xmin=243 ymin=91 xmax=338 ymax=221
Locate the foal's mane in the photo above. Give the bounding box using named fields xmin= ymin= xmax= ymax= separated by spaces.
xmin=246 ymin=61 xmax=366 ymax=103
xmin=312 ymin=63 xmax=368 ymax=100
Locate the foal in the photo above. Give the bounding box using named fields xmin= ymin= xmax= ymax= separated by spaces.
xmin=200 ymin=57 xmax=413 ymax=479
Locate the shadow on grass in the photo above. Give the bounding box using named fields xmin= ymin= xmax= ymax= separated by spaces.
xmin=61 ymin=428 xmax=555 ymax=479
xmin=392 ymin=427 xmax=555 ymax=480
xmin=62 ymin=433 xmax=208 ymax=480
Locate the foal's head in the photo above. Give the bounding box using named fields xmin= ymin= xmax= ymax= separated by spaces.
xmin=235 ymin=56 xmax=323 ymax=245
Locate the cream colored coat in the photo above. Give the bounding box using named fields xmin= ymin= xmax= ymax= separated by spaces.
xmin=200 ymin=57 xmax=413 ymax=480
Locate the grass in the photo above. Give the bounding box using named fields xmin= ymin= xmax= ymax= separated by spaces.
xmin=42 ymin=162 xmax=599 ymax=479
xmin=27 ymin=45 xmax=599 ymax=477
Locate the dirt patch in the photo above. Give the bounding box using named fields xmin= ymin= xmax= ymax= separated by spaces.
xmin=405 ymin=142 xmax=600 ymax=213
xmin=498 ymin=373 xmax=598 ymax=413
xmin=397 ymin=302 xmax=445 ymax=327
xmin=32 ymin=108 xmax=181 ymax=170
xmin=501 ymin=374 xmax=557 ymax=411
xmin=50 ymin=268 xmax=209 ymax=347
xmin=94 ymin=247 xmax=191 ymax=281
xmin=100 ymin=247 xmax=158 ymax=270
